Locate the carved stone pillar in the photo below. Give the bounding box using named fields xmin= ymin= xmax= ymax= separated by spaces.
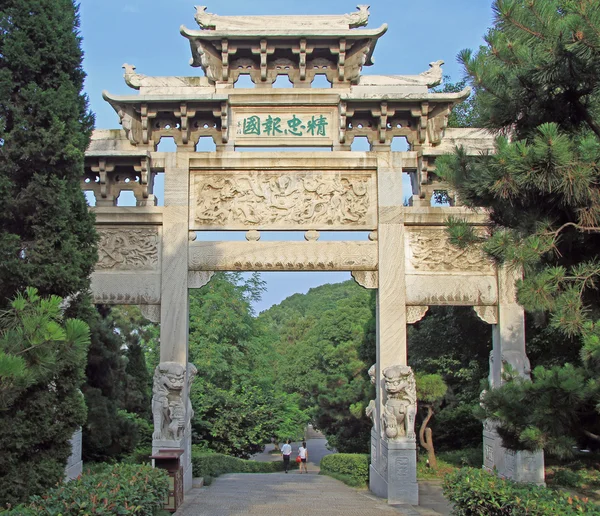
xmin=483 ymin=265 xmax=545 ymax=484
xmin=369 ymin=152 xmax=418 ymax=505
xmin=155 ymin=152 xmax=195 ymax=492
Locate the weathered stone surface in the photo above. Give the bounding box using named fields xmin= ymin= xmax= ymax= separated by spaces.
xmin=83 ymin=5 xmax=544 ymax=507
xmin=194 ymin=5 xmax=371 ymax=31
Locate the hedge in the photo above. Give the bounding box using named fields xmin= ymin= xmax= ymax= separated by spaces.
xmin=1 ymin=463 xmax=169 ymax=515
xmin=191 ymin=452 xmax=297 ymax=482
xmin=443 ymin=467 xmax=598 ymax=515
xmin=319 ymin=454 xmax=369 ymax=487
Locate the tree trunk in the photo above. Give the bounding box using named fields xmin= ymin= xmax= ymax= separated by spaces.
xmin=419 ymin=404 xmax=437 ymax=470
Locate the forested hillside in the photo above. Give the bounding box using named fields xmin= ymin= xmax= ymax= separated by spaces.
xmin=259 ymin=280 xmax=374 ymax=453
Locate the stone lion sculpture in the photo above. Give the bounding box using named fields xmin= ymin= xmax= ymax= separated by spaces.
xmin=382 ymin=364 xmax=417 ymax=440
xmin=365 ymin=364 xmax=377 ymax=428
xmin=152 ymin=362 xmax=186 ymax=440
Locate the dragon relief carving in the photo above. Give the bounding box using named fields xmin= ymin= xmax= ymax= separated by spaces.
xmin=408 ymin=230 xmax=492 ymax=273
xmin=97 ymin=228 xmax=159 ymax=270
xmin=194 ymin=173 xmax=372 ymax=227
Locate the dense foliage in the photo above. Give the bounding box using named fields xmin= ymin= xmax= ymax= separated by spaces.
xmin=438 ymin=0 xmax=600 ymax=456
xmin=443 ymin=467 xmax=597 ymax=515
xmin=189 ymin=273 xmax=308 ymax=457
xmin=0 ymin=0 xmax=96 ymax=303
xmin=319 ymin=453 xmax=369 ymax=487
xmin=1 ymin=464 xmax=169 ymax=515
xmin=0 ymin=289 xmax=90 ymax=506
xmin=81 ymin=304 xmax=152 ymax=462
xmin=409 ymin=307 xmax=491 ymax=451
xmin=260 ymin=280 xmax=374 ymax=453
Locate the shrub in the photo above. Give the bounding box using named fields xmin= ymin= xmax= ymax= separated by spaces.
xmin=124 ymin=446 xmax=153 ymax=465
xmin=2 ymin=463 xmax=169 ymax=515
xmin=319 ymin=454 xmax=369 ymax=487
xmin=438 ymin=447 xmax=482 ymax=468
xmin=443 ymin=467 xmax=598 ymax=515
xmin=191 ymin=452 xmax=296 ymax=480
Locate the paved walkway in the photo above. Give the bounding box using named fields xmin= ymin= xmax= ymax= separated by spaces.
xmin=176 ymin=436 xmax=452 ymax=516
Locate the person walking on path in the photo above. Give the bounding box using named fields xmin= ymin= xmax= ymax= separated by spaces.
xmin=281 ymin=439 xmax=292 ymax=473
xmin=298 ymin=441 xmax=308 ymax=474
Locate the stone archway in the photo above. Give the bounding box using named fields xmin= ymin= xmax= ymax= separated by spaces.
xmin=82 ymin=5 xmax=542 ymax=505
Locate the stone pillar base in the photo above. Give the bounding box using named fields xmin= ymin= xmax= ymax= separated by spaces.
xmin=369 ymin=436 xmax=418 ymax=505
xmin=65 ymin=460 xmax=83 ymax=480
xmin=483 ymin=423 xmax=545 ymax=485
xmin=153 ymin=432 xmax=194 ymax=492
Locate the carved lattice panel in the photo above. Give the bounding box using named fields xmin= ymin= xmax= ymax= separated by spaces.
xmin=189 ymin=170 xmax=377 ymax=230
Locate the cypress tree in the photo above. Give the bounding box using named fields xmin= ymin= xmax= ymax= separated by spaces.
xmin=0 ymin=0 xmax=96 ymax=303
xmin=0 ymin=0 xmax=97 ymax=504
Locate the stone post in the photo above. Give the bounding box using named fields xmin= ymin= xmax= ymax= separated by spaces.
xmin=64 ymin=427 xmax=83 ymax=480
xmin=152 ymin=152 xmax=195 ymax=492
xmin=483 ymin=264 xmax=544 ymax=484
xmin=369 ymin=152 xmax=418 ymax=505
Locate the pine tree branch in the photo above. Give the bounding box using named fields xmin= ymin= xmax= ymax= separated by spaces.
xmin=583 ymin=429 xmax=600 ymax=442
xmin=543 ymin=222 xmax=600 ymax=238
xmin=503 ymin=12 xmax=546 ymax=41
xmin=526 ymin=2 xmax=547 ymax=35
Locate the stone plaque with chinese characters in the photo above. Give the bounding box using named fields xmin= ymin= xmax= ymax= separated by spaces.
xmin=232 ymin=108 xmax=336 ymax=146
xmin=190 ymin=170 xmax=377 ymax=230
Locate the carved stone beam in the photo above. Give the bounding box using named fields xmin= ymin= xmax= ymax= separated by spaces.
xmin=338 ymin=101 xmax=355 ymax=146
xmin=352 ymin=271 xmax=378 ymax=289
xmin=410 ymin=103 xmax=429 ymax=144
xmin=193 ymin=40 xmax=222 ymax=83
xmin=139 ymin=304 xmax=160 ymax=323
xmin=219 ymin=39 xmax=238 ymax=82
xmin=116 ymin=104 xmax=140 ymax=146
xmin=132 ymin=156 xmax=156 ymax=206
xmin=291 ymin=39 xmax=314 ymax=82
xmin=140 ymin=104 xmax=158 ymax=146
xmin=427 ymin=109 xmax=450 ymax=146
xmin=407 ymin=306 xmax=429 ymax=324
xmin=250 ymin=40 xmax=275 ymax=84
xmin=473 ymin=306 xmax=498 ymax=325
xmin=343 ymin=41 xmax=371 ymax=84
xmin=212 ymin=102 xmax=229 ymax=144
xmin=188 ymin=271 xmax=215 ymax=289
xmin=90 ymin=158 xmax=116 ymax=205
xmin=370 ymin=102 xmax=397 ymax=145
xmin=332 ymin=38 xmax=347 ymax=82
xmin=174 ymin=103 xmax=198 ymax=146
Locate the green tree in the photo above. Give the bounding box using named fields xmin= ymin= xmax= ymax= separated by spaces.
xmin=0 ymin=288 xmax=90 ymax=505
xmin=0 ymin=0 xmax=96 ymax=305
xmin=261 ymin=280 xmax=373 ymax=453
xmin=0 ymin=0 xmax=97 ymax=504
xmin=80 ymin=305 xmax=139 ymax=462
xmin=437 ymin=0 xmax=600 ymax=456
xmin=416 ymin=373 xmax=448 ymax=470
xmin=188 ymin=273 xmax=308 ymax=457
xmin=408 ymin=307 xmax=491 ymax=450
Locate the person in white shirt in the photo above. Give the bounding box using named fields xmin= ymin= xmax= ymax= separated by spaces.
xmin=281 ymin=439 xmax=292 ymax=473
xmin=298 ymin=441 xmax=308 ymax=474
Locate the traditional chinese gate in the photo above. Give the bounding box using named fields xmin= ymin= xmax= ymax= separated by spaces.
xmin=83 ymin=6 xmax=543 ymax=505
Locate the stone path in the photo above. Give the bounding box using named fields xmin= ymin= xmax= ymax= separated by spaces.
xmin=176 ymin=436 xmax=452 ymax=516
xmin=176 ymin=472 xmax=400 ymax=515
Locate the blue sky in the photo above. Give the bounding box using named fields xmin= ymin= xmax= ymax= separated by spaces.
xmin=78 ymin=1 xmax=495 ymax=313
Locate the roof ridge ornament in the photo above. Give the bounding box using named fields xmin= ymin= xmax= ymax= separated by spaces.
xmin=359 ymin=60 xmax=445 ymax=89
xmin=193 ymin=5 xmax=371 ymax=31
